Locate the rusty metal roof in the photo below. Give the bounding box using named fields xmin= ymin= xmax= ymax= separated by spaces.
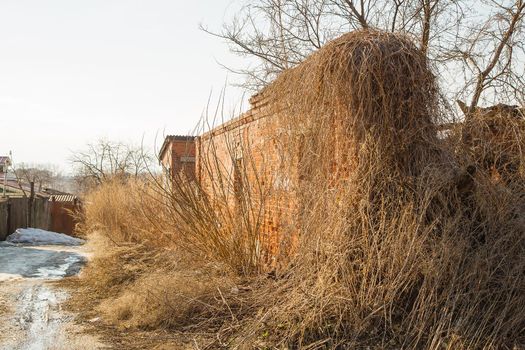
xmin=49 ymin=194 xmax=78 ymax=203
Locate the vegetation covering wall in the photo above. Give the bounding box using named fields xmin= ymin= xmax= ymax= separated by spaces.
xmin=196 ymin=93 xmax=298 ymax=266
xmin=76 ymin=30 xmax=525 ymax=349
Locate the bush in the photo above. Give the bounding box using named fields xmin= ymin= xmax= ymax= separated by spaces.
xmin=76 ymin=30 xmax=525 ymax=349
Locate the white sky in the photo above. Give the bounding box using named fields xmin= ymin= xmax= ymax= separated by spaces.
xmin=0 ymin=0 xmax=247 ymax=173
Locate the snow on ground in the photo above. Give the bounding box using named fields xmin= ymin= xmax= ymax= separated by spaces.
xmin=0 ymin=244 xmax=86 ymax=281
xmin=6 ymin=228 xmax=85 ymax=246
xmin=0 ymin=239 xmax=103 ymax=349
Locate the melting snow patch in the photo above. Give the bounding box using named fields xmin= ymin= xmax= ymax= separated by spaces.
xmin=7 ymin=228 xmax=85 ymax=246
xmin=34 ymin=255 xmax=85 ymax=279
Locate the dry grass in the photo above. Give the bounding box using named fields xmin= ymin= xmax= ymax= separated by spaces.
xmin=82 ymin=161 xmax=269 ymax=275
xmin=149 ymin=149 xmax=271 ymax=276
xmin=228 ymin=30 xmax=525 ymax=349
xmin=99 ymin=268 xmax=232 ymax=331
xmin=65 ymin=232 xmax=242 ymax=348
xmin=449 ymin=103 xmax=525 ymax=188
xmin=73 ymin=30 xmax=525 ymax=349
xmin=69 ymin=241 xmax=257 ymax=348
xmin=81 ymin=179 xmax=175 ymax=248
xmin=0 ymin=296 xmax=9 ymax=320
xmin=78 ymin=232 xmax=163 ymax=299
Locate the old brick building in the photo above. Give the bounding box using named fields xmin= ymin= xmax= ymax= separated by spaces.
xmin=195 ymin=92 xmax=296 ymax=264
xmin=161 ymin=93 xmax=294 ymax=263
xmin=159 ymin=135 xmax=197 ymax=181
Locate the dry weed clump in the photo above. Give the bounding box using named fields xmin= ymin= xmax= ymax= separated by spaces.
xmin=82 ymin=163 xmax=269 ymax=275
xmin=144 ymin=153 xmax=271 ymax=276
xmin=82 ymin=178 xmax=183 ymax=249
xmin=77 ymin=232 xmax=252 ymax=344
xmin=78 ymin=232 xmax=163 ymax=299
xmin=83 ymin=179 xmax=152 ymax=244
xmin=76 ymin=177 xmax=256 ymax=341
xmin=449 ymin=102 xmax=525 ymax=188
xmin=98 ymin=267 xmax=235 ymax=331
xmin=231 ymin=30 xmax=525 ymax=349
xmin=76 ymin=30 xmax=525 ymax=349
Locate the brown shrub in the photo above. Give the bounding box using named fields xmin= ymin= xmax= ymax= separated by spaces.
xmin=449 ymin=103 xmax=525 ymax=188
xmin=230 ymin=30 xmax=525 ymax=349
xmin=77 ymin=30 xmax=525 ymax=349
xmin=79 ymin=232 xmax=163 ymax=299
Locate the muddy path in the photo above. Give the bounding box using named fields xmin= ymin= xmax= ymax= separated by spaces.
xmin=0 ymin=243 xmax=104 ymax=350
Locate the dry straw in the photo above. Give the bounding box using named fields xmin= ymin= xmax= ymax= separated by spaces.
xmin=234 ymin=30 xmax=525 ymax=349
xmin=451 ymin=102 xmax=525 ymax=189
xmin=76 ymin=30 xmax=525 ymax=349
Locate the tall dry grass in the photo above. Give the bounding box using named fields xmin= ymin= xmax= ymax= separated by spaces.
xmin=82 ymin=170 xmax=266 ymax=272
xmin=230 ymin=30 xmax=525 ymax=349
xmin=76 ymin=159 xmax=263 ymax=340
xmin=449 ymin=103 xmax=525 ymax=189
xmin=76 ymin=30 xmax=525 ymax=349
xmin=82 ymin=178 xmax=173 ymax=247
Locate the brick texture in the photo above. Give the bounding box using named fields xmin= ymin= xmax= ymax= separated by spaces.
xmin=196 ymin=94 xmax=297 ymax=265
xmin=159 ymin=136 xmax=197 ymax=181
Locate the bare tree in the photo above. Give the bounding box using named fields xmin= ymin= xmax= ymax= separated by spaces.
xmin=454 ymin=0 xmax=525 ymax=112
xmin=206 ymin=0 xmax=525 ymax=112
xmin=13 ymin=163 xmax=59 ymax=192
xmin=71 ymin=139 xmax=153 ymax=190
xmin=204 ymin=0 xmax=461 ymax=85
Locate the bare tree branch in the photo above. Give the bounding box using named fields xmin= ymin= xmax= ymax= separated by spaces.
xmin=206 ymin=0 xmax=525 ymax=117
xmin=468 ymin=0 xmax=525 ymax=110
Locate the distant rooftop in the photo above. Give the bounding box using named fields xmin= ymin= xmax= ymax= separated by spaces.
xmin=158 ymin=135 xmax=195 ymax=159
xmin=49 ymin=194 xmax=78 ymax=203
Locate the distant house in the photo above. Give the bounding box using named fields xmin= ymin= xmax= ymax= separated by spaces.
xmin=158 ymin=135 xmax=196 ymax=182
xmin=0 ymin=155 xmax=11 ymax=174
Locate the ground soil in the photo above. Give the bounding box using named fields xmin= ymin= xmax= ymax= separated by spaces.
xmin=0 ymin=243 xmax=104 ymax=350
xmin=60 ymin=278 xmax=208 ymax=350
xmin=0 ymin=241 xmax=213 ymax=349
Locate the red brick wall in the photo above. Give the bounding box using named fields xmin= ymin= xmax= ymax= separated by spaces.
xmin=196 ymin=94 xmax=298 ymax=265
xmin=160 ymin=137 xmax=196 ymax=181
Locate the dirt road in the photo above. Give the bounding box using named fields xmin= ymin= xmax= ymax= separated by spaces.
xmin=0 ymin=242 xmax=104 ymax=350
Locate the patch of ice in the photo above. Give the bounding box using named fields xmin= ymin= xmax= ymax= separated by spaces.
xmin=6 ymin=228 xmax=85 ymax=246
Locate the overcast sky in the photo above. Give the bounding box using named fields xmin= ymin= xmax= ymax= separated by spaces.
xmin=0 ymin=0 xmax=247 ymax=172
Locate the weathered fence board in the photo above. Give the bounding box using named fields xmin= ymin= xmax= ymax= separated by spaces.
xmin=8 ymin=197 xmax=28 ymax=234
xmin=0 ymin=196 xmax=52 ymax=240
xmin=49 ymin=201 xmax=78 ymax=235
xmin=33 ymin=198 xmax=51 ymax=230
xmin=0 ymin=200 xmax=8 ymax=240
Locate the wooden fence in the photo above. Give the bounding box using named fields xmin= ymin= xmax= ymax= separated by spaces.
xmin=0 ymin=196 xmax=79 ymax=241
xmin=0 ymin=196 xmax=50 ymax=240
xmin=49 ymin=199 xmax=79 ymax=235
xmin=0 ymin=200 xmax=7 ymax=240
